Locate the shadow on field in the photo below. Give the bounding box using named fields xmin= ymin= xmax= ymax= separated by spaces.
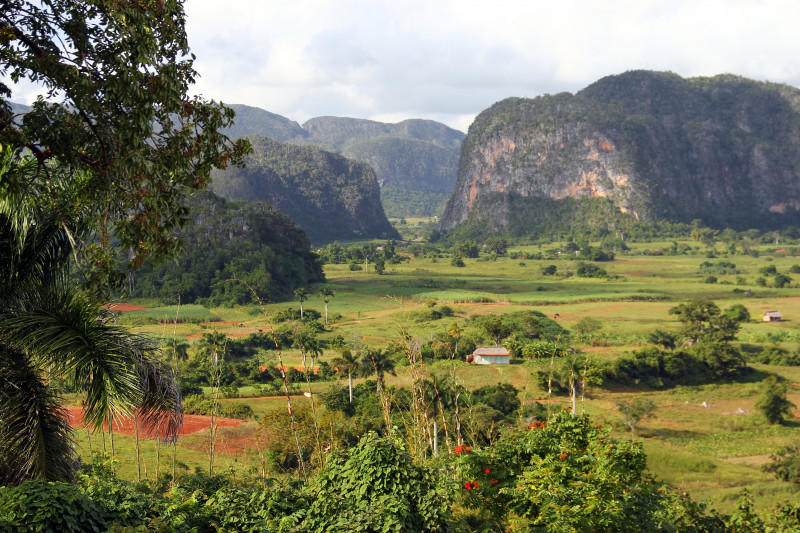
xmin=733 ymin=368 xmax=775 ymax=384
xmin=645 ymin=428 xmax=701 ymax=439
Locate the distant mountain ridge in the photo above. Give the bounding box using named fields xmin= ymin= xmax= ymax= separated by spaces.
xmin=220 ymin=104 xmax=307 ymax=141
xmin=439 ymin=70 xmax=800 ymax=237
xmin=223 ymin=106 xmax=465 ymax=216
xmin=210 ymin=136 xmax=399 ymax=243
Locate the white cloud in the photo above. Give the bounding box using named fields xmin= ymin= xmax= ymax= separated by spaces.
xmin=7 ymin=0 xmax=800 ymax=132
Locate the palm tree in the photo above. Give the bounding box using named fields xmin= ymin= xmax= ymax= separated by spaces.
xmin=294 ymin=287 xmax=308 ymax=319
xmin=318 ymin=286 xmax=334 ymax=324
xmin=331 ymin=348 xmax=358 ymax=403
xmin=0 ymin=153 xmax=181 ymax=485
xmin=197 ymin=331 xmax=229 ymax=367
xmin=360 ymin=347 xmax=397 ymax=393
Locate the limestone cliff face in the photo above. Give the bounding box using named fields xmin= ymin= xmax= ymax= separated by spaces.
xmin=210 ymin=136 xmax=399 ymax=243
xmin=439 ymin=71 xmax=800 ymax=234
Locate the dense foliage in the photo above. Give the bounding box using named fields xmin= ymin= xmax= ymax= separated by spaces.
xmin=381 ymin=186 xmax=451 ymax=218
xmin=0 ymin=0 xmax=249 ymax=291
xmin=131 ymin=191 xmax=324 ymax=305
xmin=5 ymin=412 xmax=800 ymax=531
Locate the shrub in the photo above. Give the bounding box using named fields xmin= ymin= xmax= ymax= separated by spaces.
xmin=774 ymin=273 xmax=792 ymax=288
xmin=540 ymin=264 xmax=557 ymax=276
xmin=453 ymin=412 xmax=680 ymax=530
xmin=471 ymin=383 xmax=521 ymax=417
xmin=755 ymin=376 xmax=796 ymax=424
xmin=575 ymin=262 xmax=607 ymax=278
xmin=220 ymin=384 xmax=239 ymax=399
xmin=764 ymin=443 xmax=800 ymax=483
xmin=751 ymin=345 xmax=800 ymax=366
xmin=0 ymin=480 xmax=107 ymax=532
xmin=303 ymin=433 xmax=451 ymax=532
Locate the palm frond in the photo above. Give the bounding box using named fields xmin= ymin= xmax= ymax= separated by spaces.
xmin=1 ymin=285 xmax=144 ymax=427
xmin=0 ymin=349 xmax=76 ymax=486
xmin=134 ymin=350 xmax=183 ymax=443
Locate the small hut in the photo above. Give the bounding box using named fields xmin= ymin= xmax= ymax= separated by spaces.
xmin=468 ymin=347 xmax=510 ymax=365
xmin=763 ymin=311 xmax=783 ymax=322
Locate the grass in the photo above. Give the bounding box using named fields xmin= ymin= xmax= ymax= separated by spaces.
xmin=119 ymin=304 xmax=222 ymax=325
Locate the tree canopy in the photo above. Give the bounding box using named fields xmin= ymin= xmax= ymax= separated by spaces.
xmin=1 ymin=0 xmax=250 ymax=292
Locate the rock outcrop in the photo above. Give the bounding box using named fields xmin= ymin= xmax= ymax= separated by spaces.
xmin=210 ymin=136 xmax=399 ymax=243
xmin=439 ymin=71 xmax=800 ymax=235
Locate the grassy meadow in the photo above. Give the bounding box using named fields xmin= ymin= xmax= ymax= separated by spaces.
xmin=73 ymin=239 xmax=800 ymax=514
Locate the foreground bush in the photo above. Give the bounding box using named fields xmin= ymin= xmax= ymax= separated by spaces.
xmin=5 ymin=414 xmax=800 ymax=532
xmin=0 ymin=480 xmax=107 ymax=532
xmin=304 ymin=433 xmax=452 ymax=532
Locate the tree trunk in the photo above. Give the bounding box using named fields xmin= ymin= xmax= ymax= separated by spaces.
xmin=433 ymin=419 xmax=438 ymax=457
xmin=324 ymin=302 xmax=329 ymax=324
xmin=348 ymin=372 xmax=354 ymax=403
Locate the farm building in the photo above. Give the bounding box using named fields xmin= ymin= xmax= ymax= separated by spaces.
xmin=763 ymin=311 xmax=783 ymax=322
xmin=468 ymin=347 xmax=510 ymax=365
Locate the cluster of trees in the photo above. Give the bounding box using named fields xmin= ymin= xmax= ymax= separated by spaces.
xmin=131 ymin=192 xmax=325 ymax=305
xmin=601 ymin=300 xmax=750 ymax=388
xmin=317 ymin=240 xmax=407 ymax=274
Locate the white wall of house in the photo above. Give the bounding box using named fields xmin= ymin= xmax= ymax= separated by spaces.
xmin=474 ymin=355 xmax=510 ymax=365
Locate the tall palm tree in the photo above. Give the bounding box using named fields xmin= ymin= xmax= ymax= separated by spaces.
xmin=318 ymin=286 xmax=334 ymax=324
xmin=294 ymin=287 xmax=308 ymax=319
xmin=360 ymin=347 xmax=397 ymax=393
xmin=331 ymin=348 xmax=358 ymax=403
xmin=0 ymin=152 xmax=181 ymax=485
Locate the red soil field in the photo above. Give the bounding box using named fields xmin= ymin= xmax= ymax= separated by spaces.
xmin=64 ymin=406 xmax=241 ymax=438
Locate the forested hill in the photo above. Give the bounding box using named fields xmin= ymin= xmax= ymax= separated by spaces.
xmin=224 ymin=106 xmax=465 ymax=217
xmin=302 ymin=116 xmax=464 ymax=195
xmin=132 ymin=190 xmax=324 ymax=305
xmin=210 ymin=136 xmax=399 ymax=242
xmin=439 ymin=70 xmax=800 ymax=238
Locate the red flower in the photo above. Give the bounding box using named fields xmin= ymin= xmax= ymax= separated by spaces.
xmin=484 ymin=467 xmax=491 ymax=475
xmin=463 ymin=481 xmax=472 ymax=490
xmin=527 ymin=420 xmax=546 ymax=430
xmin=455 ymin=445 xmax=463 ymax=454
xmin=490 ymin=479 xmax=499 ymax=486
xmin=558 ymin=452 xmax=568 ymax=460
xmin=472 ymin=481 xmax=479 ymax=488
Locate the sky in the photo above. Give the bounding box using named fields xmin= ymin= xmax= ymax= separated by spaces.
xmin=8 ymin=0 xmax=800 ymax=133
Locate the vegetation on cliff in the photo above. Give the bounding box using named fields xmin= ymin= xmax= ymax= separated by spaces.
xmin=131 ymin=191 xmax=324 ymax=305
xmin=210 ymin=136 xmax=399 ymax=242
